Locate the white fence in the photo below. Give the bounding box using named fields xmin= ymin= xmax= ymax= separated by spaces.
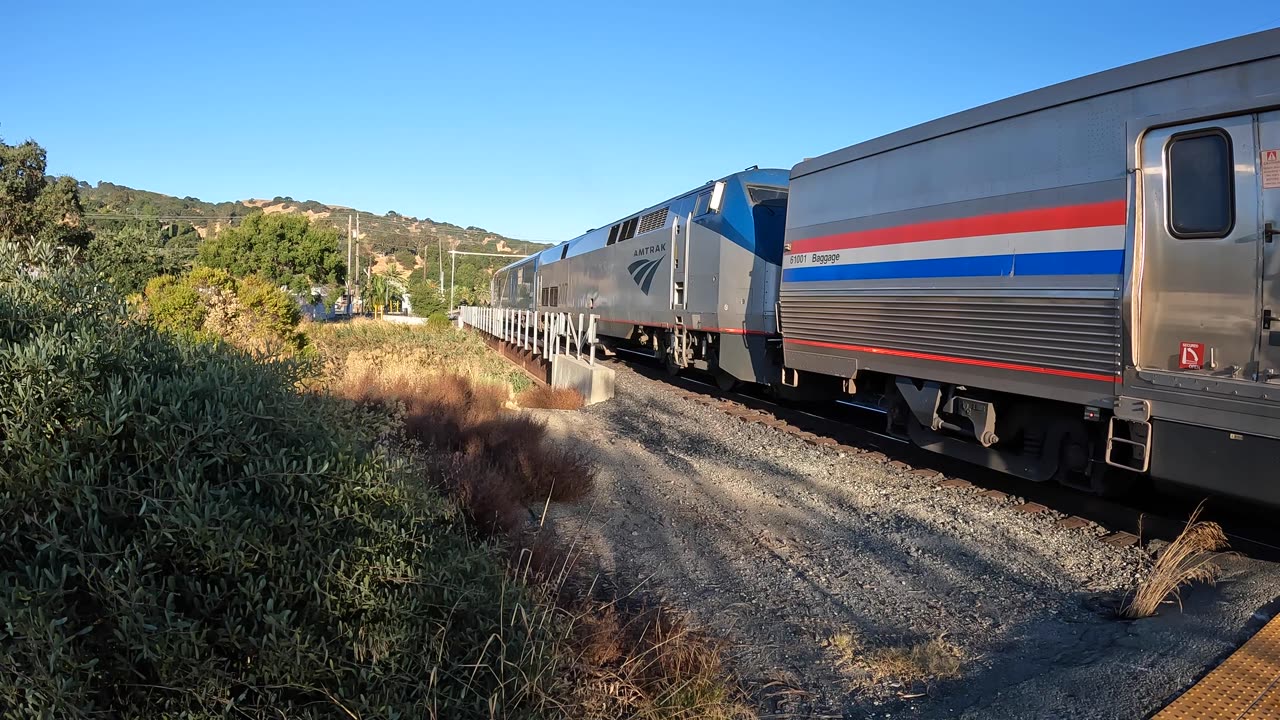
xmin=457 ymin=306 xmax=601 ymax=366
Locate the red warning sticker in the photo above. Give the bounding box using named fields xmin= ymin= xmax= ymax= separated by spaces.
xmin=1264 ymin=148 xmax=1280 ymax=189
xmin=1179 ymin=341 xmax=1205 ymax=370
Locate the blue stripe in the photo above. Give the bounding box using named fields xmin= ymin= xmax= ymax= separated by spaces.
xmin=781 ymin=249 xmax=1123 ymax=282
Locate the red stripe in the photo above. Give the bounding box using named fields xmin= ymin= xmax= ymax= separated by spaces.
xmin=790 ymin=200 xmax=1127 ymax=255
xmin=597 ymin=317 xmax=773 ymax=336
xmin=784 ymin=338 xmax=1118 ymax=384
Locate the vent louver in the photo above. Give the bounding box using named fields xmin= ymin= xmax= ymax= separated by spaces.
xmin=637 ymin=207 xmax=669 ymax=235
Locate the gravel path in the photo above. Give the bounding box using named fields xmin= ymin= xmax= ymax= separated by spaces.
xmin=536 ymin=363 xmax=1280 ymax=719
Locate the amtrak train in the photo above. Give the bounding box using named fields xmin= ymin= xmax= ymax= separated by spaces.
xmin=493 ymin=168 xmax=790 ymax=387
xmin=493 ymin=29 xmax=1280 ymax=507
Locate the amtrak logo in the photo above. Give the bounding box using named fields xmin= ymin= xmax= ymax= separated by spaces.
xmin=627 ymin=256 xmax=664 ymax=294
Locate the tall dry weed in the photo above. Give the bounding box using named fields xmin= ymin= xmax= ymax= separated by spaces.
xmin=1122 ymin=503 xmax=1229 ymax=619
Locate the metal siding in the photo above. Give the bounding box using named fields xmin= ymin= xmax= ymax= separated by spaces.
xmin=793 ymin=29 xmax=1280 ymax=179
xmin=781 ymin=47 xmax=1280 ymax=408
xmin=780 ymin=289 xmax=1121 ymax=377
xmin=783 ymin=338 xmax=1117 ymax=406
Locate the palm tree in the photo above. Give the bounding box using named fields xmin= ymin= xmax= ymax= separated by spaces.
xmin=361 ymin=270 xmax=407 ymax=314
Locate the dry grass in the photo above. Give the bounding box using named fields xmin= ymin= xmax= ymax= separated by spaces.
xmin=563 ymin=600 xmax=756 ymax=720
xmin=306 ymin=318 xmax=533 ymax=391
xmin=827 ymin=631 xmax=962 ymax=691
xmin=309 ymin=324 xmax=755 ymax=717
xmin=332 ymin=359 xmax=596 ymax=535
xmin=1122 ymin=503 xmax=1229 ymax=619
xmin=518 ymin=384 xmax=585 ymax=410
xmin=865 ymin=640 xmax=963 ymax=686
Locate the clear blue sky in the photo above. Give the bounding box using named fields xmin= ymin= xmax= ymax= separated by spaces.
xmin=3 ymin=2 xmax=1277 ymax=243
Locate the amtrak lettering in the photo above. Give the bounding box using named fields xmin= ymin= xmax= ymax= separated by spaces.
xmin=632 ymin=243 xmax=666 ymax=257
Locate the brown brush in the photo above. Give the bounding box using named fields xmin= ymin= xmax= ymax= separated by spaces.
xmin=1122 ymin=503 xmax=1229 ymax=619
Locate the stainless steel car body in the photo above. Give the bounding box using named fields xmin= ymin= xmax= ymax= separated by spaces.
xmin=780 ymin=29 xmax=1280 ymax=500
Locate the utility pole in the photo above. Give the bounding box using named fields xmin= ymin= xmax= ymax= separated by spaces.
xmin=437 ymin=237 xmax=446 ymax=298
xmin=354 ymin=213 xmax=361 ymax=314
xmin=346 ymin=214 xmax=353 ymax=313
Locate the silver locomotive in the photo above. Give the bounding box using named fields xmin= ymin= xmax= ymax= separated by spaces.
xmin=495 ymin=168 xmax=790 ymax=387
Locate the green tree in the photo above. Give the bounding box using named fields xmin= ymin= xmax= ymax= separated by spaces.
xmin=198 ymin=212 xmax=345 ymax=287
xmin=87 ymin=223 xmax=181 ymax=295
xmin=361 ymin=269 xmax=405 ymax=311
xmin=143 ymin=275 xmax=206 ymax=335
xmin=393 ymin=248 xmax=417 ymax=271
xmin=236 ymin=274 xmax=302 ymax=339
xmin=406 ymin=276 xmax=446 ymax=317
xmin=0 ymin=138 xmax=93 ymax=250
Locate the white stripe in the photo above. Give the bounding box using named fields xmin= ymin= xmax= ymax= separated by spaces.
xmin=785 ymin=226 xmax=1125 ymax=269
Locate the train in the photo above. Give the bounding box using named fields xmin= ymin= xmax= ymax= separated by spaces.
xmin=492 ymin=29 xmax=1280 ymax=506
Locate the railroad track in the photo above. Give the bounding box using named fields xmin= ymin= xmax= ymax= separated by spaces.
xmin=606 ymin=350 xmax=1280 ymax=562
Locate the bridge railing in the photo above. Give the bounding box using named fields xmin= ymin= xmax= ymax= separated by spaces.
xmin=457 ymin=306 xmax=600 ymax=366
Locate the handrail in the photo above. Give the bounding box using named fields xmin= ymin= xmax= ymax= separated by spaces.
xmin=457 ymin=306 xmax=600 ymax=365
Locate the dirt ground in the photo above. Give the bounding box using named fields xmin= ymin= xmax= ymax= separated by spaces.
xmin=536 ymin=364 xmax=1280 ymax=719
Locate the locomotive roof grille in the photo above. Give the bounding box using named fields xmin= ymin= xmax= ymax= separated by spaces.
xmin=636 ymin=207 xmax=669 ymax=235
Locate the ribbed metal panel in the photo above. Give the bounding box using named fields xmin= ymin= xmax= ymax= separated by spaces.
xmin=779 ymin=292 xmax=1121 ymax=376
xmin=637 ymin=207 xmax=669 ymax=235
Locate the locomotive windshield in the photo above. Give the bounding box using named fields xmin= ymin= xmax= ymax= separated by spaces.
xmin=749 ymin=185 xmax=788 ymax=262
xmin=747 ymin=185 xmax=788 ymax=205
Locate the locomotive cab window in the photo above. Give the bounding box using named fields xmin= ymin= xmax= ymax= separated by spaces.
xmin=747 ymin=185 xmax=788 ymax=205
xmin=607 ymin=224 xmax=620 ymax=246
xmin=1167 ymin=130 xmax=1234 ymax=238
xmin=693 ymin=192 xmax=711 ymax=216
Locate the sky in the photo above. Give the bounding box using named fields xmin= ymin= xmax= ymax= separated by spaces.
xmin=3 ymin=2 xmax=1278 ymax=244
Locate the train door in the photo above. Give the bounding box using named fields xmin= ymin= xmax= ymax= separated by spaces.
xmin=671 ymin=212 xmax=689 ymax=309
xmin=1258 ymin=110 xmax=1280 ymax=382
xmin=1137 ymin=115 xmax=1263 ymax=379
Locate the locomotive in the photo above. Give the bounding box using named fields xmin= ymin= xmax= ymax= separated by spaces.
xmin=493 ymin=29 xmax=1280 ymax=506
xmin=493 ymin=168 xmax=790 ymax=388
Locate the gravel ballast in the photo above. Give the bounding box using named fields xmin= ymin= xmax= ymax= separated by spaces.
xmin=535 ymin=363 xmax=1280 ymax=719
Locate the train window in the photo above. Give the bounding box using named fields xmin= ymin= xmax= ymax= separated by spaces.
xmin=693 ymin=192 xmax=711 ymax=216
xmin=607 ymin=224 xmax=620 ymax=245
xmin=620 ymin=217 xmax=639 ymax=241
xmin=561 ymin=243 xmax=569 ymax=259
xmin=747 ymin=186 xmax=788 ymax=205
xmin=1167 ymin=130 xmax=1234 ymax=238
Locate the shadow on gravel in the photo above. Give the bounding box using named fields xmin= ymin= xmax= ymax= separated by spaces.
xmin=553 ymin=383 xmax=1273 ymax=719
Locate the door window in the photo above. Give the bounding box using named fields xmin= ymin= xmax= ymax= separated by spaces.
xmin=1167 ymin=130 xmax=1234 ymax=238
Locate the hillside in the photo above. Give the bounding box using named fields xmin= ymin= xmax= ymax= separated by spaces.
xmin=77 ymin=181 xmax=547 ymax=310
xmin=79 ymin=181 xmax=547 ymax=261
